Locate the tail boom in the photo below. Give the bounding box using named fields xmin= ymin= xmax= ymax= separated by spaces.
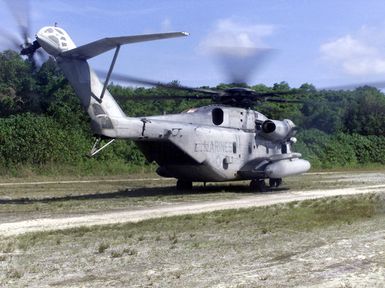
xmin=36 ymin=26 xmax=188 ymax=138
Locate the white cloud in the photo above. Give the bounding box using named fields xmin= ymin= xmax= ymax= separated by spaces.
xmin=161 ymin=18 xmax=172 ymax=32
xmin=199 ymin=19 xmax=275 ymax=54
xmin=320 ymin=26 xmax=385 ymax=75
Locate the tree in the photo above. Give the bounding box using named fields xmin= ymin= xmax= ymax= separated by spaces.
xmin=343 ymin=87 xmax=385 ymax=136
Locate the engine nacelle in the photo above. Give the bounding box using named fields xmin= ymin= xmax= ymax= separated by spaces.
xmin=259 ymin=119 xmax=296 ymax=142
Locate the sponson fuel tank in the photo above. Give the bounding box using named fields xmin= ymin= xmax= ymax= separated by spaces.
xmin=265 ymin=158 xmax=311 ymax=178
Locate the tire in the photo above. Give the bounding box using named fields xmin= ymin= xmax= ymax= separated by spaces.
xmin=250 ymin=179 xmax=267 ymax=192
xmin=269 ymin=178 xmax=282 ymax=188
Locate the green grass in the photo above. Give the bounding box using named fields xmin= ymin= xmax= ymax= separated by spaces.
xmin=0 ymin=160 xmax=384 ymax=178
xmin=1 ymin=170 xmax=382 ymax=219
xmin=3 ymin=193 xmax=382 ymax=252
xmin=0 ymin=162 xmax=158 ymax=178
xmin=1 ymin=193 xmax=385 ymax=287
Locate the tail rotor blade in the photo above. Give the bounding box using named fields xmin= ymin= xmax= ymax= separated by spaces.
xmin=0 ymin=27 xmax=21 ymax=50
xmin=5 ymin=0 xmax=31 ymax=44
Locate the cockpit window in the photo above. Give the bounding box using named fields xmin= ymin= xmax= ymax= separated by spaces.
xmin=212 ymin=108 xmax=224 ymax=125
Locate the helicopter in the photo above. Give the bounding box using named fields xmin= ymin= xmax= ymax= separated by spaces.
xmin=2 ymin=5 xmax=310 ymax=192
xmin=16 ymin=25 xmax=311 ymax=191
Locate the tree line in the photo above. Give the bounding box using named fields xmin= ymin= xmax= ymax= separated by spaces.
xmin=1 ymin=50 xmax=385 ymax=175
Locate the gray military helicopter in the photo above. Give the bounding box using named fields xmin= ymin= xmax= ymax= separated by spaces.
xmin=3 ymin=4 xmax=310 ymax=191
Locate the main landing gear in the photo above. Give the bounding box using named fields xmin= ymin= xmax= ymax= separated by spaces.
xmin=250 ymin=178 xmax=282 ymax=192
xmin=250 ymin=179 xmax=267 ymax=192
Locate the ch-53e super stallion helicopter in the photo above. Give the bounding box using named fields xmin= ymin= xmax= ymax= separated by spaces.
xmin=3 ymin=5 xmax=310 ymax=191
xmin=17 ymin=25 xmax=311 ymax=191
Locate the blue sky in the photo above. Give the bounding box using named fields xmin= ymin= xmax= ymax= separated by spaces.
xmin=2 ymin=0 xmax=385 ymax=88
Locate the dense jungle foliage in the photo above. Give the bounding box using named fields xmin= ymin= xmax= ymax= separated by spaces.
xmin=1 ymin=50 xmax=385 ymax=176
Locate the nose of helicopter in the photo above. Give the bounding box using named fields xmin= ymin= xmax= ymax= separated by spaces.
xmin=36 ymin=26 xmax=76 ymax=56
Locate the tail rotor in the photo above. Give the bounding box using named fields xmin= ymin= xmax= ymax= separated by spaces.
xmin=1 ymin=0 xmax=48 ymax=69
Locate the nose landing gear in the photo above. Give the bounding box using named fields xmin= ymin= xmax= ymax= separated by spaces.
xmin=269 ymin=178 xmax=282 ymax=188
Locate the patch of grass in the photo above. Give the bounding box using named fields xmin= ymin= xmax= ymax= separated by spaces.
xmin=122 ymin=248 xmax=137 ymax=256
xmin=1 ymin=191 xmax=385 ymax=287
xmin=97 ymin=242 xmax=110 ymax=254
xmin=110 ymin=250 xmax=123 ymax=258
xmin=261 ymin=227 xmax=269 ymax=234
xmin=1 ymin=241 xmax=15 ymax=253
xmin=1 ymin=193 xmax=382 ymax=256
xmin=168 ymin=232 xmax=178 ymax=244
xmin=0 ymin=162 xmax=157 ymax=178
xmin=6 ymin=267 xmax=23 ymax=279
xmin=137 ymin=235 xmax=145 ymax=242
xmin=9 ymin=193 xmax=382 ymax=247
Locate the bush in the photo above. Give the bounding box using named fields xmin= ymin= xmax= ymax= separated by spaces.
xmin=0 ymin=113 xmax=147 ymax=175
xmin=296 ymin=129 xmax=385 ymax=168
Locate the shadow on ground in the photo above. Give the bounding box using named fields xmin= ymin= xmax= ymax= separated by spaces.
xmin=0 ymin=184 xmax=289 ymax=204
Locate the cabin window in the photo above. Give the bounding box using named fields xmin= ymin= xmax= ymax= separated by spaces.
xmin=233 ymin=142 xmax=237 ymax=153
xmin=212 ymin=108 xmax=224 ymax=125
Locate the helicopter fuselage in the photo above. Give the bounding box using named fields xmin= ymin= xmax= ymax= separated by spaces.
xmin=96 ymin=105 xmax=303 ymax=182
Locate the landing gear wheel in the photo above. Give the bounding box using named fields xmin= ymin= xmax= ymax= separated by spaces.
xmin=176 ymin=179 xmax=193 ymax=191
xmin=250 ymin=179 xmax=267 ymax=192
xmin=269 ymin=178 xmax=282 ymax=188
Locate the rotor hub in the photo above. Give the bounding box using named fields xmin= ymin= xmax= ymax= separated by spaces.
xmin=20 ymin=40 xmax=40 ymax=57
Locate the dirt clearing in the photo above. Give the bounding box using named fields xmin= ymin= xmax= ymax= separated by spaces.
xmin=1 ymin=183 xmax=385 ymax=237
xmin=1 ymin=171 xmax=385 ymax=287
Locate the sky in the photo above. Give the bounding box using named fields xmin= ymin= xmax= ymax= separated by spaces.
xmin=2 ymin=0 xmax=385 ymax=89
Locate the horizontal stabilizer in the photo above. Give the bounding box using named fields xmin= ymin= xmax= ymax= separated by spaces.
xmin=60 ymin=31 xmax=189 ymax=60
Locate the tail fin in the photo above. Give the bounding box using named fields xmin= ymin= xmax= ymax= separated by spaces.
xmin=36 ymin=26 xmax=188 ymax=137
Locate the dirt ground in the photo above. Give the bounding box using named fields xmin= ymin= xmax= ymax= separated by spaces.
xmin=0 ymin=171 xmax=385 ymax=287
xmin=0 ymin=183 xmax=385 ymax=237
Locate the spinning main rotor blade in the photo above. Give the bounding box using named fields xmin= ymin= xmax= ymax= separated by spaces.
xmin=212 ymin=47 xmax=275 ymax=84
xmin=320 ymin=80 xmax=385 ymax=91
xmin=264 ymin=97 xmax=303 ymax=104
xmin=97 ymin=69 xmax=304 ymax=106
xmin=96 ymin=70 xmax=221 ymax=96
xmin=115 ymin=94 xmax=213 ymax=101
